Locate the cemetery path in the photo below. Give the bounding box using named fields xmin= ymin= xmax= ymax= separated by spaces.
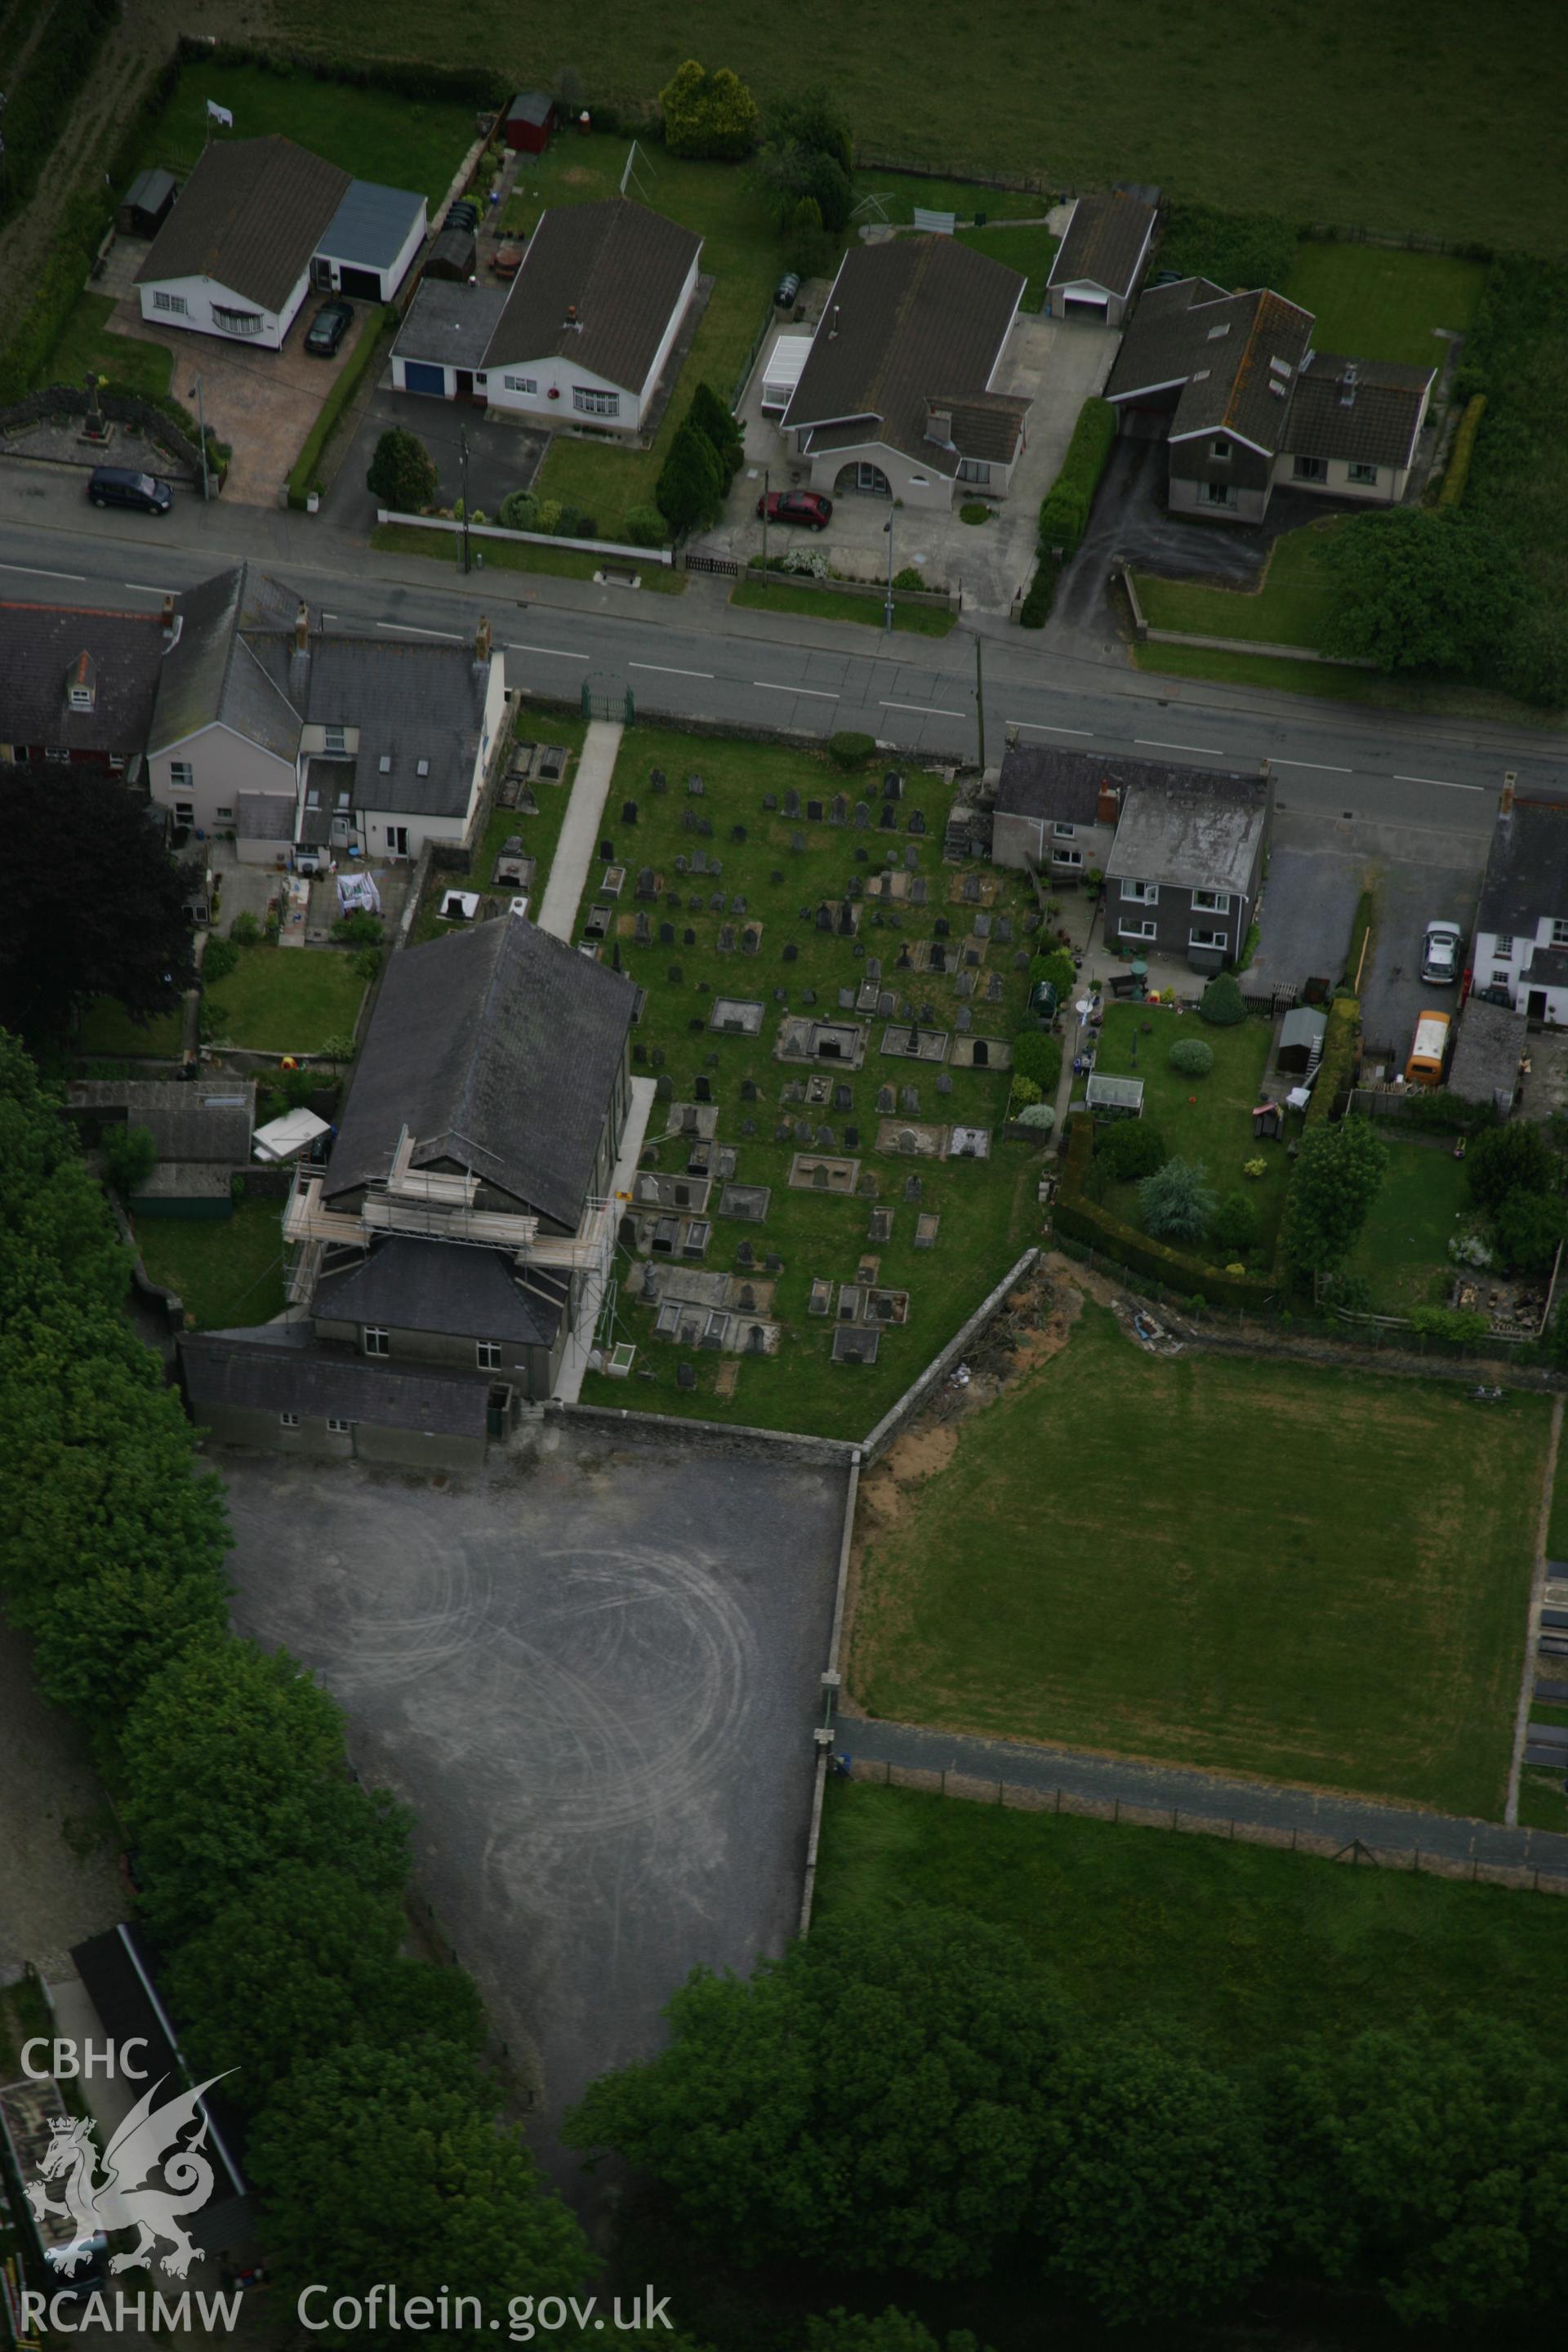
xmin=538 ymin=719 xmax=623 ymax=939
xmin=839 ymin=1713 xmax=1568 ymax=1881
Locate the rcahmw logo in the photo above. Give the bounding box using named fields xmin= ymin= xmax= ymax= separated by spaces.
xmin=24 ymin=2068 xmax=234 ymax=2278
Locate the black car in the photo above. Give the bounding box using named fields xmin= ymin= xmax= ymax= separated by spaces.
xmin=305 ymin=299 xmax=353 ymax=358
xmin=87 ymin=466 xmax=172 ymax=514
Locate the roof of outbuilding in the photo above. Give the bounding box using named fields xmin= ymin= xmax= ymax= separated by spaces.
xmin=314 ymin=1235 xmax=567 ymax=1345
xmin=135 ymin=136 xmax=351 ymax=314
xmin=1047 ymin=189 xmax=1158 ymax=300
xmin=1107 ymin=278 xmax=1314 ymax=457
xmin=1448 ymin=996 xmax=1526 ymax=1106
xmin=507 ymin=91 xmax=554 ymax=127
xmin=180 ymin=1330 xmax=493 ymax=1437
xmin=1477 ymin=800 xmax=1568 ymax=938
xmin=483 ymin=199 xmax=702 ymax=394
xmin=1285 ymin=351 xmax=1435 ymax=470
xmin=234 ymin=791 xmax=294 ymax=840
xmin=1104 ymin=766 xmax=1270 ymax=897
xmin=782 ymin=236 xmax=1027 ymax=474
xmin=323 ymin=915 xmax=635 ymax=1229
xmin=394 ymin=276 xmax=507 ymax=370
xmin=0 ymin=600 xmax=163 ymax=756
xmin=317 ymin=178 xmax=424 ymax=270
xmin=66 ymin=1077 xmax=256 ymax=1161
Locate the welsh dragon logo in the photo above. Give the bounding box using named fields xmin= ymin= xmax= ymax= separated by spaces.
xmin=25 ymin=2074 xmax=230 ymax=2278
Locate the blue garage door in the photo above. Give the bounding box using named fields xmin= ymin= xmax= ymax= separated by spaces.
xmin=402 ymin=362 xmax=448 ymax=397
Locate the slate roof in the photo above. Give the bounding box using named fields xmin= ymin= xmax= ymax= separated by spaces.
xmin=65 ymin=1077 xmax=256 ymax=1160
xmin=996 ymin=745 xmax=1124 ymax=827
xmin=1448 ymin=997 xmax=1526 ymax=1107
xmin=506 ymin=91 xmax=553 ymax=130
xmin=235 ymin=790 xmax=293 ymax=840
xmin=1477 ymin=800 xmax=1568 ymax=938
xmin=314 ymin=1234 xmax=567 ymax=1345
xmin=136 ymin=136 xmax=351 ymax=314
xmin=1285 ymin=351 xmax=1434 ymax=470
xmin=1047 ymin=189 xmax=1157 ymax=300
xmin=73 ymin=1926 xmax=249 ymax=2196
xmin=1105 ymin=766 xmax=1270 ymax=898
xmin=483 ymin=199 xmax=702 ymax=393
xmin=394 ymin=276 xmax=507 ymax=371
xmin=1107 ymin=278 xmax=1314 ymax=457
xmin=247 ymin=637 xmax=489 ymax=821
xmin=317 ymin=178 xmax=424 ymax=270
xmin=150 ymin=564 xmax=301 ymax=764
xmin=782 ymin=237 xmax=1027 ymax=476
xmin=324 ymin=915 xmax=635 ymax=1229
xmin=180 ymin=1328 xmax=492 ymax=1437
xmin=0 ymin=601 xmax=163 ymax=758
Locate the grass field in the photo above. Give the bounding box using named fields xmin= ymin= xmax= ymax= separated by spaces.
xmin=1346 ymin=1138 xmax=1468 ymax=1314
xmin=134 ymin=1196 xmax=286 ymax=1329
xmin=206 ymin=945 xmax=366 ymax=1055
xmin=849 ymin=1303 xmax=1548 ymax=1814
xmin=273 ymin=2 xmax=1568 ymax=258
xmin=1281 ymin=243 xmax=1486 ymax=371
xmin=136 ymin=63 xmax=477 ymax=208
xmin=574 ymin=726 xmax=1040 ymax=1438
xmin=815 ymin=1778 xmax=1568 ymax=2057
xmin=730 ymin=577 xmax=956 ymax=637
xmin=1130 ymin=638 xmax=1565 ymax=728
xmin=45 ymin=292 xmax=173 ymax=399
xmin=370 ymin=523 xmax=686 ymax=591
xmin=1133 ymin=519 xmax=1345 ymax=653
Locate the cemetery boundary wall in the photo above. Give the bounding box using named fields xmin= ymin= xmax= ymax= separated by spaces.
xmin=550 ymin=1398 xmax=857 ymax=1468
xmin=860 ymin=1247 xmax=1039 ymax=1464
xmin=799 ymin=1450 xmax=862 ymax=1936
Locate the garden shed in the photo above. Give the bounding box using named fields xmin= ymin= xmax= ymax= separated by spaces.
xmin=1276 ymin=1005 xmax=1328 ymax=1074
xmin=1085 ymin=1072 xmax=1144 ymax=1121
xmin=504 ymin=91 xmax=555 ymax=154
xmin=118 ymin=167 xmax=176 ymax=238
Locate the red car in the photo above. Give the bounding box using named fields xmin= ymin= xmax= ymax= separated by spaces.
xmin=757 ymin=488 xmax=833 ymax=529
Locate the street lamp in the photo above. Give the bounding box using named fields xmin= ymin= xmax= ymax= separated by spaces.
xmin=187 ymin=379 xmax=209 ymax=502
xmin=460 ymin=425 xmax=471 ymax=576
xmin=883 ymin=512 xmax=894 ymax=635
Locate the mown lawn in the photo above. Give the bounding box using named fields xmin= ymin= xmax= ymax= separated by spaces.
xmin=574 ymin=724 xmax=1040 ymax=1439
xmin=731 ymin=577 xmax=956 ymax=636
xmin=849 ymin=1303 xmax=1549 ymax=1814
xmin=370 ymin=523 xmax=686 ymax=591
xmin=1133 ymin=519 xmax=1345 ymax=652
xmin=408 ymin=714 xmax=589 ymax=946
xmin=206 ymin=945 xmax=366 ymax=1055
xmin=134 ymin=1196 xmax=286 ymax=1329
xmin=815 ymin=1777 xmax=1568 ymax=2058
xmin=43 ymin=292 xmax=172 ymax=399
xmin=136 ymin=61 xmax=477 ymax=207
xmin=954 ymin=223 xmax=1058 ymax=310
xmin=1344 ymin=1137 xmax=1468 ymax=1314
xmin=1281 ymin=243 xmax=1486 ymax=372
xmin=76 ymin=997 xmax=186 ymax=1058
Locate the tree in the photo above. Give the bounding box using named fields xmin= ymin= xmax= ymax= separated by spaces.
xmin=1169 ymin=1037 xmax=1215 ymax=1077
xmin=1040 ymin=2040 xmax=1275 ymax=2323
xmin=687 ymin=380 xmax=743 ymax=487
xmin=249 ymin=2042 xmax=590 ymax=2339
xmin=1012 ymin=1031 xmax=1062 ymax=1094
xmin=1093 ymin=1118 xmax=1167 ymax=1185
xmin=121 ymin=1637 xmax=410 ymax=1944
xmin=1279 ymin=1116 xmax=1388 ymax=1281
xmin=1138 ymin=1156 xmax=1217 ymax=1242
xmin=0 ymin=768 xmax=196 ymax=1036
xmin=1213 ymin=1188 xmax=1258 ymax=1255
xmin=655 ymin=418 xmax=725 ymax=536
xmin=1033 ymin=948 xmax=1076 ymax=999
xmin=100 ymin=1121 xmax=156 ymax=1196
xmin=804 ymin=2314 xmax=988 ymax=2352
xmin=1494 ymin=1188 xmax=1568 ymax=1272
xmin=366 ymin=425 xmax=438 ymax=512
xmin=568 ymin=1909 xmax=1067 ymax=2280
xmin=659 ymin=60 xmax=760 ymax=159
xmin=1325 ymin=507 xmax=1526 ymax=676
xmin=1467 ymin=1120 xmax=1557 ymax=1212
xmin=1198 ymin=971 xmax=1246 ymax=1027
xmin=763 ymin=84 xmax=854 ymax=176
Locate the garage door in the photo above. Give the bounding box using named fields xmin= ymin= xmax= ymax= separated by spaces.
xmin=1064 ymin=293 xmax=1109 ymax=318
xmin=340 ymin=265 xmax=381 ymax=301
xmin=402 ymin=361 xmax=448 ymax=397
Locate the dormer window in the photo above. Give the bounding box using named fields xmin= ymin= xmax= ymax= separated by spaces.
xmin=66 ymin=652 xmax=96 ymax=711
xmin=323 ymin=725 xmax=347 ymax=753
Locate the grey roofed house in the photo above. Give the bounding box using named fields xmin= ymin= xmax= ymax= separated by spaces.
xmin=393 ymin=275 xmax=508 ymax=372
xmin=1046 ymin=189 xmax=1158 ymax=307
xmin=135 ymin=136 xmax=351 ymax=314
xmin=782 ymin=236 xmax=1029 ymax=476
xmin=64 ymin=1077 xmax=256 ymax=1162
xmin=150 ymin=564 xmax=301 ymax=761
xmin=247 ymin=635 xmax=490 ymax=822
xmin=1284 ymin=352 xmax=1436 ymax=470
xmin=316 ymin=178 xmax=423 ymax=274
xmin=314 ymin=1233 xmax=567 ymax=1345
xmin=482 ymin=198 xmax=702 ymax=391
xmin=1106 ymin=279 xmax=1315 ymax=455
xmin=0 ymin=599 xmax=165 ymax=762
xmin=1477 ymin=798 xmax=1568 ymax=938
xmin=324 ymin=915 xmax=637 ymax=1230
xmin=1105 ymin=764 xmax=1270 ymax=897
xmin=994 ymin=744 xmax=1127 ymax=827
xmin=180 ymin=1325 xmax=493 ymax=1439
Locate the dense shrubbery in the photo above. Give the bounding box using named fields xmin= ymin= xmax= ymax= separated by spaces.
xmin=366 ymin=425 xmax=437 ymax=511
xmin=1018 ymin=554 xmax=1060 ymax=629
xmin=1169 ymin=1037 xmax=1215 ymax=1076
xmin=827 ymin=731 xmax=876 ymax=769
xmin=1199 ymin=972 xmax=1246 ymax=1027
xmin=1154 ymin=203 xmax=1298 ymax=296
xmin=1012 ymin=1031 xmax=1062 ymax=1094
xmin=1325 ymin=506 xmax=1526 ymax=676
xmin=1093 ymin=1118 xmax=1168 ymax=1186
xmin=659 ymin=58 xmax=760 ymax=158
xmin=1138 ymin=1156 xmax=1218 ymax=1242
xmin=1036 ymin=398 xmax=1118 ymax=555
xmin=1439 ymin=394 xmax=1487 ymax=507
xmin=1052 ymin=1118 xmax=1278 ymax=1312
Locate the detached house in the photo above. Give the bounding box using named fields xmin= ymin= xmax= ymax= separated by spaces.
xmin=1106 ymin=278 xmax=1434 ymax=520
xmin=1472 ymin=784 xmax=1568 ymax=1022
xmin=781 ymin=237 xmax=1031 ymax=510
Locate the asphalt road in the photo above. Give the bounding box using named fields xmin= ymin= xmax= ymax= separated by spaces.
xmin=0 ymin=468 xmax=1553 ymax=844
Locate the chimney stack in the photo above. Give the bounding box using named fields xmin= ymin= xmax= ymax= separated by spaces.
xmin=829 ymin=305 xmax=840 ymax=340
xmin=474 ymin=615 xmax=492 ymax=667
xmin=1501 ymin=770 xmax=1517 ymax=815
xmin=161 ymin=594 xmax=176 ymax=637
xmin=294 ymin=600 xmax=310 ymax=655
xmin=1096 ymin=778 xmax=1121 ymax=827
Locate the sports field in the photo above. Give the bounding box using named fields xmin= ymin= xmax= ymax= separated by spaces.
xmin=849 ymin=1304 xmax=1548 ymax=1815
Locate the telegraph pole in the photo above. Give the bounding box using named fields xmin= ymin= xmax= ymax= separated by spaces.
xmin=974 ymin=631 xmax=986 ymax=773
xmin=460 ymin=426 xmax=471 ymax=575
xmin=760 ymin=465 xmax=769 ymax=594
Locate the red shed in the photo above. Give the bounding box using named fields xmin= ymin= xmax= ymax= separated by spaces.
xmin=504 ymin=91 xmax=554 ymax=154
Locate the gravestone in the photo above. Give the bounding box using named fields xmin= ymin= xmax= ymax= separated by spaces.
xmin=621 ymin=800 xmax=639 ymax=824
xmin=986 ymin=973 xmax=1004 ymax=1002
xmin=866 ymin=957 xmax=882 ymax=981
xmin=831 ymin=794 xmax=848 ymax=825
xmin=683 ymin=929 xmax=696 ymax=947
xmin=876 ymin=1084 xmax=896 ymax=1113
xmin=783 ymin=787 xmax=801 ymax=817
xmin=907 ymin=808 xmax=926 ymax=836
xmin=762 ymin=793 xmax=777 ymax=811
xmin=934 ymin=917 xmax=950 ymax=938
xmin=651 ymin=1046 xmax=666 ymax=1067
xmin=765 ymin=1252 xmax=782 ymax=1273
xmin=675 ymin=853 xmax=690 ymax=874
xmin=687 ymin=773 xmax=704 ymax=795
xmin=698 ymin=818 xmax=713 ymax=838
xmin=677 ymin=1364 xmax=696 ymax=1391
xmin=655 ymin=1074 xmax=674 ymax=1101
xmin=782 ymin=1079 xmax=804 ymax=1103
xmin=732 ymin=825 xmax=747 ymax=844
xmin=812 ymin=1163 xmax=828 ymax=1189
xmin=896 ymin=945 xmax=912 ymax=969
xmin=717 ymin=926 xmax=737 ymax=952
xmin=774 ymin=1121 xmax=792 ymax=1142
xmin=973 ymin=911 xmax=991 ymax=939
xmin=795 ymin=1120 xmax=813 ymax=1145
xmin=962 ymin=874 xmax=981 ymax=903
xmin=956 ymin=970 xmax=975 ymax=997
xmin=693 ymin=849 xmax=707 ymax=874
xmin=737 ymin=1238 xmax=755 ymax=1266
xmin=869 ymin=1207 xmax=893 ymax=1242
xmin=1014 ymin=949 xmax=1030 ymax=970
xmin=730 ymin=894 xmax=746 ymax=915
xmin=900 ymin=1086 xmax=920 ymax=1115
xmin=650 ymin=768 xmax=666 ymax=789
xmin=710 ymin=893 xmax=725 ymax=913
xmin=834 ymin=1083 xmax=853 ymax=1111
xmin=904 ymin=1174 xmax=922 ymax=1202
xmin=667 ymin=964 xmax=684 ymax=983
xmin=635 ymin=911 xmax=652 ymax=945
xmin=681 ymin=809 xmax=697 ymax=834
xmin=838 ymin=987 xmax=856 ymax=1011
xmin=936 ymin=1070 xmax=953 ymax=1095
xmin=741 ymin=1117 xmax=757 ymax=1137
xmin=694 ymin=1074 xmax=712 ymax=1102
xmin=743 ymin=926 xmax=761 ymax=954
xmin=973 ymin=1040 xmax=991 ymax=1067
xmin=930 ymin=943 xmax=947 ymax=972
xmin=956 ymin=1006 xmax=973 ymax=1032
xmin=688 ymin=894 xmax=704 ymax=913
xmin=599 ymin=838 xmax=614 ymax=862
xmin=637 ymin=868 xmax=658 ymax=899
xmin=741 ymin=1078 xmax=758 ymax=1101
xmin=996 ymin=915 xmax=1013 ymax=945
xmin=816 ymin=1125 xmax=834 ymax=1148
xmin=782 ymin=942 xmax=799 ymax=963
xmin=844 ymin=1125 xmax=859 ymax=1147
xmin=905 ymin=845 xmax=920 ymax=870
xmin=837 ymin=902 xmax=855 ymax=936
xmin=1024 ymin=911 xmax=1042 ymax=933
xmin=817 ymin=903 xmax=834 ymax=932
xmin=880 ymin=805 xmax=897 ymax=830
xmin=791 ymin=832 xmax=806 ymax=854
xmin=877 ymin=990 xmax=896 ymax=1018
xmin=801 ymin=989 xmax=817 ymax=1005
xmin=848 ymin=876 xmax=863 ymax=900
xmin=807 ymin=800 xmax=824 ymax=822
xmin=883 ymin=771 xmax=902 ymax=800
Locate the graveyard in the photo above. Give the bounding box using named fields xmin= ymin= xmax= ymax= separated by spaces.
xmin=573 ymin=728 xmax=1043 ymax=1441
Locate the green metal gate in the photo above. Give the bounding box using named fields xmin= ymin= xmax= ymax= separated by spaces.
xmin=581 ymin=675 xmax=634 ymax=723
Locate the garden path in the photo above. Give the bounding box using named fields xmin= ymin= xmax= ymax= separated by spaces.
xmin=537 ymin=719 xmax=622 ymax=940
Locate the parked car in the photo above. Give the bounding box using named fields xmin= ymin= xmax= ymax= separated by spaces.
xmin=305 ymin=299 xmax=354 ymax=358
xmin=1421 ymin=919 xmax=1463 ymax=984
xmin=757 ymin=488 xmax=833 ymax=529
xmin=492 ymin=241 xmax=526 ymax=278
xmin=1405 ymin=1009 xmax=1453 ymax=1088
xmin=87 ymin=466 xmax=172 ymax=514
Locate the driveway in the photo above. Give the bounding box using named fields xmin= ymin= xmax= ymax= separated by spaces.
xmin=217 ymin=1423 xmax=848 ymax=2180
xmin=329 ymin=386 xmax=548 ymax=532
xmin=1244 ymin=811 xmax=1369 ymax=996
xmin=1356 ymin=826 xmax=1483 ymax=1067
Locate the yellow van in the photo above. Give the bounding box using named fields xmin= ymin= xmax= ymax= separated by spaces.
xmin=1405 ymin=1010 xmax=1451 ymax=1089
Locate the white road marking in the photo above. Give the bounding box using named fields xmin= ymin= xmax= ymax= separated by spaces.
xmin=124 ymin=581 xmax=182 ymax=596
xmin=1394 ymin=772 xmax=1483 ymax=792
xmin=1270 ymin=756 xmax=1352 ymax=773
xmin=1007 ymin=719 xmax=1094 ymax=736
xmin=1135 ymin=736 xmax=1225 ymax=755
xmin=507 ymin=640 xmax=589 ymax=659
xmin=881 ymin=698 xmax=964 ymax=719
xmin=376 ymin=620 xmax=461 ymax=640
xmin=630 ymin=662 xmax=714 ymax=679
xmin=0 ymin=561 xmax=85 ymax=581
xmin=753 ymin=679 xmax=839 ymax=699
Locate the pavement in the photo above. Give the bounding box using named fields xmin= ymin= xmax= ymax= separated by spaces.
xmin=216 ymin=1424 xmax=849 ymax=2190
xmin=552 ymin=1073 xmax=657 ymax=1403
xmin=843 ymin=1713 xmax=1568 ymax=1878
xmin=537 ymin=719 xmax=623 ymax=938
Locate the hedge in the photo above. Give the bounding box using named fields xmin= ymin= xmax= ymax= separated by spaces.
xmin=1018 ymin=552 xmax=1059 ymax=629
xmin=190 ymin=36 xmax=509 ymax=109
xmin=1438 ymin=395 xmax=1487 ymax=508
xmin=1052 ymin=1116 xmax=1281 ymax=1314
xmin=287 ymin=309 xmax=399 ymax=508
xmin=1036 ymin=396 xmax=1117 ymax=555
xmin=1304 ymin=995 xmax=1360 ymax=1127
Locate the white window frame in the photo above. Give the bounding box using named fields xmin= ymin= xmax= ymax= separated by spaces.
xmin=1120 ymin=881 xmax=1159 ymax=906
xmin=503 ymin=373 xmax=537 ymax=394
xmin=475 ymin=1339 xmax=501 ymax=1372
xmin=326 ymin=1417 xmax=354 ymax=1435
xmin=1210 ymin=436 xmax=1232 ymax=461
xmin=1348 ymin=461 xmax=1379 ymax=485
xmin=363 ymin=1325 xmax=390 ymax=1357
xmin=1192 ymin=889 xmax=1232 ymax=915
xmin=1293 ymin=454 xmax=1328 ymax=482
xmin=170 ymin=760 xmax=194 ymax=791
xmin=152 ymin=290 xmax=188 ymax=316
xmin=1120 ymin=920 xmax=1157 ymax=942
xmin=323 ymin=725 xmax=348 ymax=754
xmin=172 ymin=800 xmax=194 ymax=826
xmin=1053 ymin=821 xmax=1076 ymax=839
xmin=1200 ymin=481 xmax=1233 ymax=507
xmin=1552 ymin=920 xmax=1568 ymax=950
xmin=278 ymin=1410 xmax=301 ymax=1428
xmin=1189 ymin=926 xmax=1230 ymax=951
xmin=214 ymin=804 xmax=234 ymax=822
xmin=572 ymin=385 xmax=620 ymax=418
xmin=1492 ymin=972 xmax=1512 ymax=987
xmin=213 ymin=305 xmax=263 ymax=337
xmin=1052 ymin=846 xmax=1085 ymax=868
xmin=1495 ymin=934 xmax=1515 ymax=957
xmin=108 ymin=755 xmax=125 ymax=773
xmin=956 ymin=457 xmax=991 ymax=485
